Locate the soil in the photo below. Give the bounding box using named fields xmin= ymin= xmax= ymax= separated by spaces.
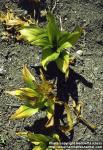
xmin=0 ymin=0 xmax=103 ymax=150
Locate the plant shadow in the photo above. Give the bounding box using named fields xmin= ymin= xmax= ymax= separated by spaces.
xmin=29 ymin=62 xmax=93 ymax=142
xmin=18 ymin=0 xmax=47 ymax=22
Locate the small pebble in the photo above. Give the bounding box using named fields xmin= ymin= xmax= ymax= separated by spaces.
xmin=76 ymin=50 xmax=83 ymax=56
xmin=0 ymin=66 xmax=6 ymax=76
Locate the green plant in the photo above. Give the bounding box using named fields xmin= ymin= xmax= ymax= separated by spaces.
xmin=16 ymin=132 xmax=62 ymax=150
xmin=6 ymin=65 xmax=96 ymax=149
xmin=6 ymin=65 xmax=57 ymax=127
xmin=6 ymin=65 xmax=74 ymax=149
xmin=19 ymin=12 xmax=82 ymax=77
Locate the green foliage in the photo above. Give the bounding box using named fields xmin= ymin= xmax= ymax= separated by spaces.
xmin=6 ymin=65 xmax=56 ymax=125
xmin=19 ymin=12 xmax=83 ymax=77
xmin=16 ymin=132 xmax=62 ymax=150
xmin=6 ymin=66 xmax=96 ymax=150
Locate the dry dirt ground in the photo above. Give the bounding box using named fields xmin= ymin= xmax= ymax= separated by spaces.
xmin=0 ymin=0 xmax=103 ymax=150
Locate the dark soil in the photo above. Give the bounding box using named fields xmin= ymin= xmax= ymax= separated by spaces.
xmin=0 ymin=0 xmax=103 ymax=150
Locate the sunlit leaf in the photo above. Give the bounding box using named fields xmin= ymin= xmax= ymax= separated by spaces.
xmin=56 ymin=52 xmax=69 ymax=78
xmin=16 ymin=132 xmax=62 ymax=150
xmin=41 ymin=49 xmax=60 ymax=70
xmin=78 ymin=116 xmax=96 ymax=130
xmin=10 ymin=105 xmax=38 ymax=119
xmin=47 ymin=12 xmax=60 ymax=44
xmin=22 ymin=65 xmax=36 ymax=89
xmin=67 ymin=26 xmax=83 ymax=45
xmin=58 ymin=31 xmax=70 ymax=45
xmin=65 ymin=103 xmax=73 ymax=131
xmin=45 ymin=112 xmax=54 ymax=128
xmin=52 ymin=134 xmax=60 ymax=142
xmin=0 ymin=10 xmax=32 ymax=27
xmin=19 ymin=27 xmax=45 ymax=42
xmin=27 ymin=133 xmax=52 ymax=143
xmin=32 ymin=145 xmax=44 ymax=150
xmin=57 ymin=42 xmax=72 ymax=53
xmin=31 ymin=38 xmax=50 ymax=47
xmin=6 ymin=87 xmax=38 ymax=101
xmin=60 ymin=103 xmax=73 ymax=132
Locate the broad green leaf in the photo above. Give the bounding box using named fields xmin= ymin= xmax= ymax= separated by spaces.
xmin=58 ymin=31 xmax=70 ymax=46
xmin=22 ymin=65 xmax=36 ymax=89
xmin=19 ymin=27 xmax=45 ymax=42
xmin=56 ymin=52 xmax=70 ymax=77
xmin=31 ymin=38 xmax=50 ymax=47
xmin=47 ymin=12 xmax=60 ymax=44
xmin=27 ymin=133 xmax=52 ymax=143
xmin=57 ymin=42 xmax=72 ymax=53
xmin=16 ymin=132 xmax=47 ymax=150
xmin=58 ymin=27 xmax=82 ymax=46
xmin=41 ymin=48 xmax=60 ymax=70
xmin=10 ymin=105 xmax=38 ymax=119
xmin=6 ymin=88 xmax=39 ymax=101
xmin=67 ymin=26 xmax=83 ymax=45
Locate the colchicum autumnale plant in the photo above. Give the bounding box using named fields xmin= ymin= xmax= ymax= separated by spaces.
xmin=16 ymin=132 xmax=62 ymax=150
xmin=6 ymin=66 xmax=96 ymax=149
xmin=6 ymin=65 xmax=57 ymax=127
xmin=19 ymin=12 xmax=83 ymax=77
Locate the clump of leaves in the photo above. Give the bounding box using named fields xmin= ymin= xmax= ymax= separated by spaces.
xmin=6 ymin=65 xmax=96 ymax=150
xmin=6 ymin=65 xmax=59 ymax=127
xmin=0 ymin=9 xmax=34 ymax=40
xmin=16 ymin=132 xmax=62 ymax=150
xmin=19 ymin=12 xmax=82 ymax=77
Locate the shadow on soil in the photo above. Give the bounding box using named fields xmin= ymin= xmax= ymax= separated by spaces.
xmin=18 ymin=0 xmax=47 ymax=22
xmin=24 ymin=62 xmax=93 ymax=149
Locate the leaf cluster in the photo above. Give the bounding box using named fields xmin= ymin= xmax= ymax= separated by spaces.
xmin=6 ymin=65 xmax=56 ymax=127
xmin=19 ymin=12 xmax=83 ymax=77
xmin=16 ymin=132 xmax=61 ymax=150
xmin=6 ymin=66 xmax=96 ymax=150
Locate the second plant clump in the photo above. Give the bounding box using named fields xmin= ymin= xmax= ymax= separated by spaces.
xmin=6 ymin=65 xmax=72 ymax=149
xmin=6 ymin=65 xmax=96 ymax=150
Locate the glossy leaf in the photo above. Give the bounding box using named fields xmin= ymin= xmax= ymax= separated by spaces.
xmin=10 ymin=105 xmax=38 ymax=119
